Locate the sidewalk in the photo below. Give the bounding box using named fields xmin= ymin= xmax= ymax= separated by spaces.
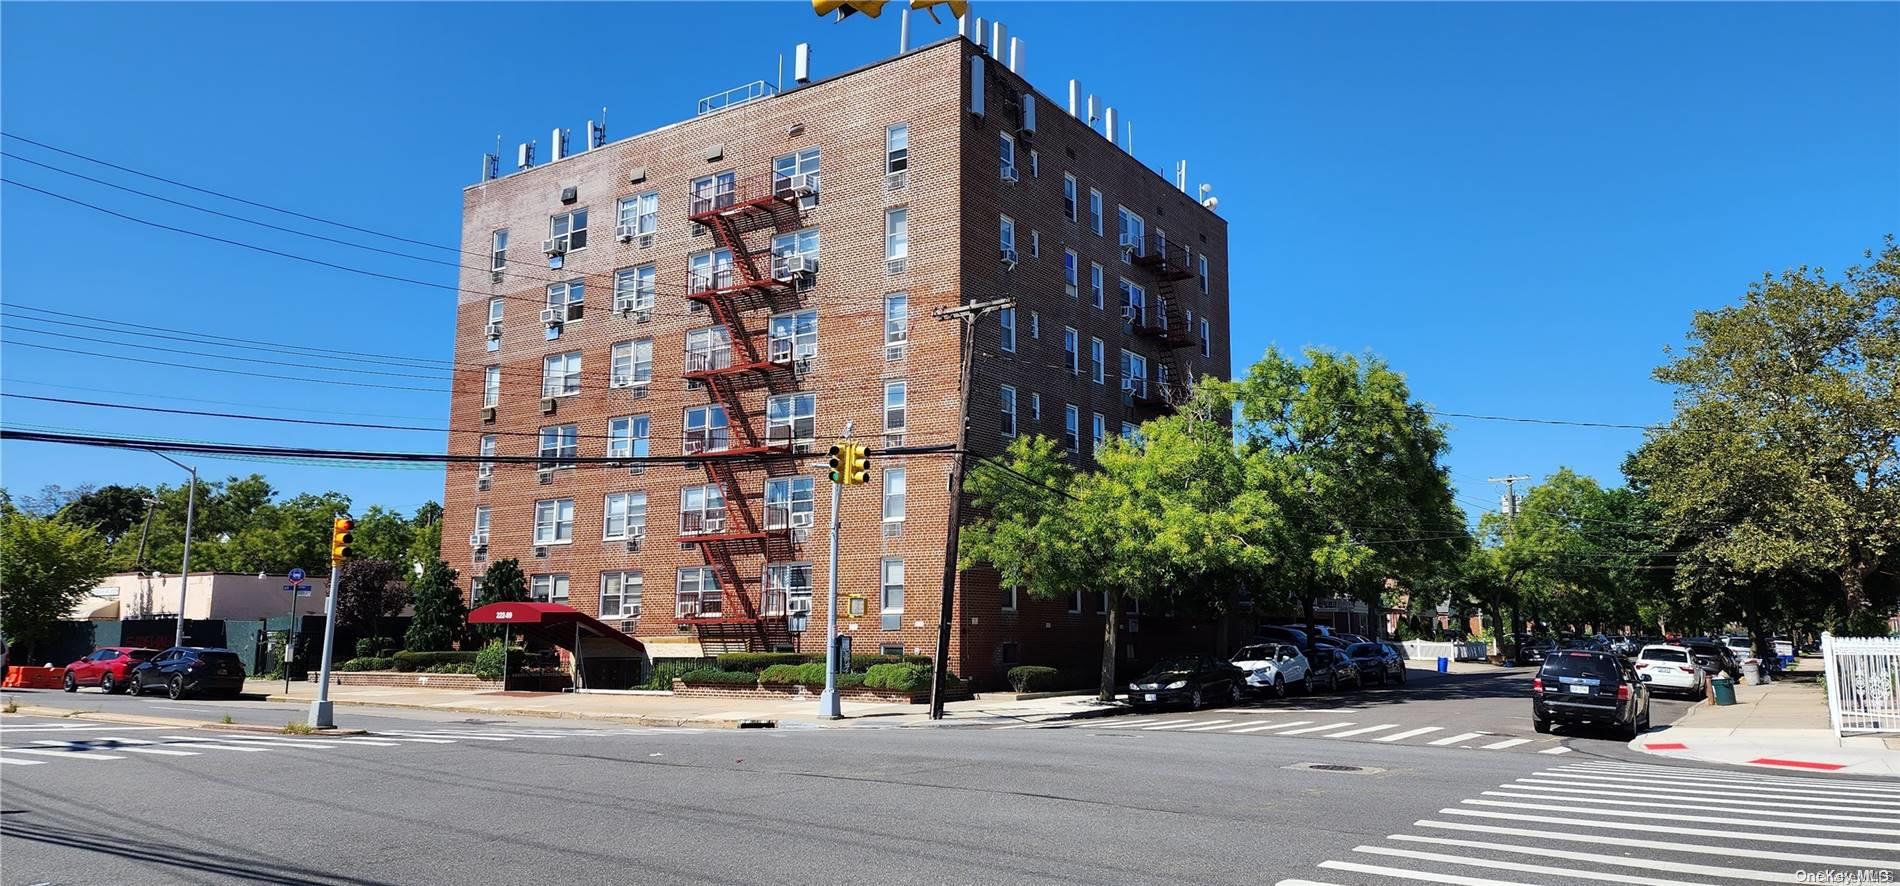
xmin=253 ymin=679 xmax=1123 ymax=729
xmin=1633 ymin=677 xmax=1900 ymax=776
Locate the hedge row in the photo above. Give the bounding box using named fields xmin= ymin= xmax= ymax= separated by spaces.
xmin=393 ymin=650 xmax=477 ymax=670
xmin=679 ymin=668 xmax=761 ymax=686
xmin=759 ymin=663 xmax=829 ymax=686
xmin=714 ymin=652 xmax=933 ymax=673
xmin=1006 ymin=666 xmax=1064 ymax=693
xmin=338 ymin=656 xmax=397 ymax=672
xmin=864 ymin=662 xmax=932 ymax=691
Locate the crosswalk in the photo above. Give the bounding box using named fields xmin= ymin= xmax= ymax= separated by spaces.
xmin=1000 ymin=714 xmax=1563 ymax=754
xmin=0 ymin=724 xmax=706 ymax=768
xmin=1277 ymin=758 xmax=1900 ymax=886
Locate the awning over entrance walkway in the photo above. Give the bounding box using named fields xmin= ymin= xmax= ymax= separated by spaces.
xmin=467 ymin=602 xmax=646 ymax=689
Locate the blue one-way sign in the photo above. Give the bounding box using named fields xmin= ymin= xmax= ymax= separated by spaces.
xmin=288 ymin=567 xmax=306 ymax=582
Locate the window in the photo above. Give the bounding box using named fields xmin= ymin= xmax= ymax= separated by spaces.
xmin=616 ymin=192 xmax=659 ymax=237
xmin=689 ymin=171 xmax=736 ymax=215
xmin=766 ymin=393 xmax=817 ymax=446
xmin=1063 ymin=250 xmax=1078 ymax=296
xmin=1120 ymin=279 xmax=1147 ymax=328
xmin=1089 ymin=188 xmax=1103 ymax=235
xmin=1000 ymin=215 xmax=1016 ymax=255
xmin=684 ymin=326 xmax=733 ymax=374
xmin=613 ymin=265 xmax=655 ymax=315
xmin=884 ymin=293 xmax=908 ymax=358
xmin=607 ymin=415 xmax=650 ymax=460
xmin=764 ymin=563 xmax=812 ymax=617
xmin=999 ymin=307 xmax=1016 ymax=353
xmin=768 ymin=310 xmax=818 ymax=365
xmin=676 ymin=567 xmax=722 ymax=617
xmin=545 ymin=280 xmax=583 ymax=324
xmin=999 ymin=385 xmax=1017 ymax=437
xmin=882 ymin=467 xmax=907 ymax=523
xmin=1028 ymin=149 xmax=1039 ymax=178
xmin=1029 ymin=311 xmax=1040 ymax=340
xmin=884 ymin=381 xmax=907 ymax=433
xmin=689 ymin=249 xmax=734 ymax=293
xmin=1092 ymin=413 xmax=1107 ymax=453
xmin=477 ymin=435 xmax=497 ymax=481
xmin=1200 ymin=318 xmax=1211 ymax=358
xmin=1030 ymin=392 xmax=1042 ymax=421
xmin=880 ymin=559 xmax=905 ymax=630
xmin=1069 ymin=590 xmax=1083 ymax=613
xmin=603 ymin=491 xmax=647 ymax=541
xmin=1001 ymin=585 xmax=1018 ymax=612
xmin=471 ymin=506 xmax=490 ymax=546
xmin=486 ymin=298 xmax=503 ymax=352
xmin=885 ymin=207 xmax=908 ymax=264
xmin=1029 ymin=230 xmax=1040 ymax=258
xmin=881 ymin=644 xmax=905 ymax=657
xmin=765 ymin=476 xmax=815 ymax=530
xmin=770 ymin=227 xmax=820 ymax=281
xmin=549 ymin=209 xmax=588 ymax=252
xmin=998 ymin=132 xmax=1016 ymax=180
xmin=683 ymin=405 xmax=729 ymax=454
xmin=1064 ymin=405 xmax=1080 ymax=451
xmin=530 ymin=573 xmax=570 ymax=603
xmin=482 ymin=366 xmax=501 ymax=408
xmin=610 ymin=339 xmax=652 ymax=389
xmin=680 ymin=484 xmax=727 ymax=535
xmin=1122 ymin=421 xmax=1139 ymax=439
xmin=1062 ymin=174 xmax=1078 ymax=221
xmin=542 ymin=351 xmax=581 ymax=398
xmin=772 ymin=147 xmax=821 ymax=201
xmin=1090 ymin=337 xmax=1105 ymax=384
xmin=490 ymin=229 xmax=508 ymax=270
xmin=600 ymin=571 xmax=642 ymax=619
xmin=1198 ymin=254 xmax=1209 ymax=293
xmin=538 ymin=425 xmax=577 ymax=468
xmin=885 ymin=123 xmax=909 ymax=174
xmin=533 ymin=499 xmax=574 ymax=545
xmin=1063 ymin=327 xmax=1079 ymax=374
xmin=1090 ymin=262 xmax=1105 ymax=309
xmin=1117 ymin=206 xmax=1145 ymax=259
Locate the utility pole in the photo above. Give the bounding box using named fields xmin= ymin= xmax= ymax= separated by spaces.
xmin=928 ymin=296 xmax=1015 ymax=720
xmin=818 ymin=422 xmax=861 ymax=720
xmin=145 ymin=451 xmax=198 ymax=647
xmin=1488 ymin=474 xmax=1529 ymax=640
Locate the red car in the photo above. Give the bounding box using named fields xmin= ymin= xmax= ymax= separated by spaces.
xmin=62 ymin=647 xmax=159 ymax=694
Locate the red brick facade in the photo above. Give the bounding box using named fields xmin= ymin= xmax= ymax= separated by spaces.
xmin=440 ymin=38 xmax=1230 ymax=686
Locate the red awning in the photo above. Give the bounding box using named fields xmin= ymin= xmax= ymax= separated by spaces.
xmin=467 ymin=602 xmax=645 ymax=654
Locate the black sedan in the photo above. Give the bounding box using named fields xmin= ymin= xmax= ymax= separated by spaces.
xmin=1306 ymin=646 xmax=1362 ymax=693
xmin=1126 ymin=655 xmax=1244 ymax=710
xmin=1344 ymin=642 xmax=1405 ymax=687
xmin=127 ymin=646 xmax=247 ymax=699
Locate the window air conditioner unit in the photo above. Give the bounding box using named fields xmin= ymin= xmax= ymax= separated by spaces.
xmin=776 ymin=255 xmax=813 ymax=281
xmin=790 ymin=511 xmax=815 ymax=529
xmin=468 ymin=533 xmax=488 ymax=548
xmin=886 ymin=258 xmax=906 ymax=276
xmin=614 ymin=296 xmax=639 ymax=315
xmin=537 ymin=468 xmax=554 ymax=484
xmin=481 ymin=407 xmax=497 ymax=423
xmin=794 ymin=355 xmax=815 ymax=374
xmin=1119 ymin=234 xmax=1140 ymax=254
xmin=784 ymin=173 xmax=817 ymax=197
xmin=540 ymin=397 xmax=558 ymax=415
xmin=1120 ymin=304 xmax=1138 ymax=322
xmin=490 ymin=271 xmax=504 ymax=284
xmin=638 ymin=234 xmax=653 ymax=249
xmin=615 ymin=223 xmax=637 ymax=242
xmin=539 ymin=307 xmax=564 ymax=326
xmin=534 ymin=546 xmax=548 ymax=559
xmin=1000 ymin=166 xmax=1019 ymax=185
xmin=476 ymin=477 xmax=490 ymax=491
xmin=885 ymin=171 xmax=907 ymax=191
xmin=625 ymin=537 xmax=643 ymax=553
xmin=542 ymin=238 xmax=566 ymax=256
xmin=999 ymin=246 xmax=1018 ymax=269
xmin=484 ymin=321 xmax=503 ymax=340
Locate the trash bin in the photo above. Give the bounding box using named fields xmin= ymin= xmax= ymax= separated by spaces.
xmin=1741 ymin=661 xmax=1759 ymax=685
xmin=1436 ymin=657 xmax=1449 ymax=674
xmin=1711 ymin=676 xmax=1736 ymax=705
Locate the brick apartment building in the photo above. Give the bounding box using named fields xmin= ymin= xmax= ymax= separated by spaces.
xmin=439 ymin=36 xmax=1230 ymax=686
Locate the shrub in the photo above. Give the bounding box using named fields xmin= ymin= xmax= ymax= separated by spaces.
xmin=759 ymin=662 xmax=829 ymax=686
xmin=716 ymin=652 xmax=815 ymax=672
xmin=864 ymin=662 xmax=933 ymax=691
xmin=474 ymin=641 xmax=509 ymax=680
xmin=678 ymin=668 xmax=760 ymax=686
xmin=850 ymin=654 xmax=931 ymax=671
xmin=355 ymin=637 xmax=397 ymax=659
xmin=422 ymin=662 xmax=475 ymax=674
xmin=836 ymin=672 xmax=866 ymax=689
xmin=1006 ymin=665 xmax=1063 ymax=693
xmin=393 ymin=650 xmax=477 ymax=672
xmin=338 ymin=656 xmax=397 ymax=672
xmin=642 ymin=660 xmax=708 ymax=690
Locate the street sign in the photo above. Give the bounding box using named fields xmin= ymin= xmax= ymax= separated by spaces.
xmin=288 ymin=567 xmax=306 ymax=582
xmin=284 ymin=584 xmax=314 ymax=597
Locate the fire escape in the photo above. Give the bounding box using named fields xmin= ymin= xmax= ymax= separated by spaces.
xmin=679 ymin=174 xmax=809 ymax=652
xmin=1127 ymin=236 xmax=1198 ymax=412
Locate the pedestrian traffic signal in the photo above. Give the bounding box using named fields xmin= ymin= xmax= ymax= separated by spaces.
xmin=827 ymin=442 xmax=871 ymax=485
xmin=909 ymin=0 xmax=968 ymax=23
xmin=330 ymin=518 xmax=354 ymax=564
xmin=814 ymin=0 xmax=887 ymax=19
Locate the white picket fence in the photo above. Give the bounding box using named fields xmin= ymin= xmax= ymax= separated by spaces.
xmin=1400 ymin=640 xmax=1491 ymax=662
xmin=1821 ymin=632 xmax=1900 ymax=736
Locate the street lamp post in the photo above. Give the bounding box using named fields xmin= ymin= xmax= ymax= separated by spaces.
xmin=147 ymin=451 xmax=198 ymax=647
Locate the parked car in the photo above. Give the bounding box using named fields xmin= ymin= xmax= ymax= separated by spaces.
xmin=126 ymin=646 xmax=247 ymax=700
xmin=1345 ymin=642 xmax=1405 ymax=686
xmin=1673 ymin=638 xmax=1742 ymax=680
xmin=1306 ymin=646 xmax=1363 ymax=693
xmin=1276 ymin=624 xmax=1333 ymax=639
xmin=1332 ymin=633 xmax=1373 ymax=646
xmin=1512 ymin=635 xmax=1555 ymax=664
xmin=1634 ymin=644 xmax=1707 ymax=699
xmin=1608 ymin=636 xmax=1644 ymax=657
xmin=1253 ymin=625 xmax=1312 ymax=650
xmin=1230 ymin=643 xmax=1310 ymax=697
xmin=1533 ymin=649 xmax=1651 ymax=739
xmin=62 ymin=647 xmax=158 ymax=694
xmin=1127 ymin=655 xmax=1244 ymax=710
xmin=1379 ymin=641 xmax=1412 ymax=683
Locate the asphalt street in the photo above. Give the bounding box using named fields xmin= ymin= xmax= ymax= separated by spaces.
xmin=1 ymin=670 xmax=1881 ymax=885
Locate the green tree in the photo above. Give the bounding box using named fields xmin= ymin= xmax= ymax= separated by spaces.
xmin=0 ymin=512 xmax=114 ymax=659
xmin=1629 ymin=237 xmax=1900 ymax=634
xmin=352 ymin=506 xmax=416 ymax=572
xmin=334 ymin=559 xmax=406 ymax=635
xmin=59 ymin=485 xmax=153 ymax=545
xmin=406 ymin=502 xmax=443 ymax=575
xmin=405 ymin=559 xmax=466 ymax=651
xmin=471 ymin=558 xmax=530 ymax=639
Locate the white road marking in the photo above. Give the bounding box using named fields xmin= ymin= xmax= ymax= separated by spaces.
xmin=1317 ymin=858 xmax=1553 ymax=886
xmin=1091 ymin=719 xmax=1164 ymax=729
xmin=1274 ymin=880 xmax=1351 ymax=886
xmin=1229 ymin=721 xmax=1313 ymax=733
xmin=1413 ymin=818 xmax=1900 ymax=869
xmin=1478 ymin=738 xmax=1531 ymax=750
xmin=1386 ymin=833 xmax=1803 ymax=882
xmin=1440 ymin=807 xmax=1900 ymax=852
xmin=1538 ymin=746 xmax=1572 ymax=754
xmin=1277 ymin=722 xmax=1354 ymax=735
xmin=0 ymin=757 xmax=47 ymax=765
xmin=365 ymin=735 xmax=457 ymax=744
xmin=1323 ymin=724 xmax=1399 ymax=738
xmin=1145 ymin=720 xmax=1227 ymax=731
xmin=3 ymin=747 xmax=126 ymax=761
xmin=0 ymin=724 xmax=166 ymax=732
xmin=1182 ymin=720 xmax=1242 ymax=732
xmin=156 ymin=736 xmax=273 ymax=752
xmin=76 ymin=737 xmax=196 ymax=757
xmin=1539 ymin=769 xmax=1890 ymax=801
xmin=1560 ymin=763 xmax=1900 ymax=797
xmin=1479 ymin=789 xmax=1900 ymax=824
xmin=991 ymin=722 xmax=1054 ymax=730
xmin=382 ymin=732 xmax=512 ymax=741
xmin=1459 ymin=798 xmax=1900 ymax=837
xmin=1567 ymin=760 xmax=1900 ymax=793
xmin=1350 ymin=844 xmax=1732 ymax=886
xmin=212 ymin=736 xmax=343 ymax=749
xmin=1375 ymin=727 xmax=1443 ymax=742
xmin=1428 ymin=731 xmax=1489 ymax=746
xmin=1507 ymin=779 xmax=1900 ymax=815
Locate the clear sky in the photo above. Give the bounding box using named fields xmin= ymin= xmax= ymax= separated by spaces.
xmin=3 ymin=2 xmax=1896 ymax=520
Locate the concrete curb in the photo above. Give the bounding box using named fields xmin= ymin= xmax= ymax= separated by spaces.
xmin=8 ymin=703 xmax=368 ymax=736
xmin=260 ymin=693 xmax=772 ymax=730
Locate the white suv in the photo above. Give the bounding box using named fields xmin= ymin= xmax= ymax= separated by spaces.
xmin=1231 ymin=643 xmax=1310 ymax=698
xmin=1635 ymin=644 xmax=1707 ymax=699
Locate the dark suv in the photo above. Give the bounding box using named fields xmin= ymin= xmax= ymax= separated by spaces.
xmin=127 ymin=646 xmax=246 ymax=699
xmin=1532 ymin=650 xmax=1650 ymax=739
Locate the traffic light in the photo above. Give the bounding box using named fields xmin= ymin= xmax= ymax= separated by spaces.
xmin=827 ymin=442 xmax=871 ymax=485
xmin=828 ymin=443 xmax=848 ymax=485
xmin=909 ymin=0 xmax=968 ymax=23
xmin=330 ymin=518 xmax=354 ymax=564
xmin=814 ymin=0 xmax=887 ymax=19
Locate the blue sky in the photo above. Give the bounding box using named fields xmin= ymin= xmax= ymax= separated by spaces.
xmin=3 ymin=2 xmax=1896 ymax=520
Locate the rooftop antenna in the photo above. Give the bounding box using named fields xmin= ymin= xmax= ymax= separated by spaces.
xmin=1176 ymin=160 xmax=1187 ymax=192
xmin=1068 ymin=79 xmax=1080 ymax=117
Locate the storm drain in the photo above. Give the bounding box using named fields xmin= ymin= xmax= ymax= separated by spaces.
xmin=1283 ymin=762 xmax=1384 ymax=774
